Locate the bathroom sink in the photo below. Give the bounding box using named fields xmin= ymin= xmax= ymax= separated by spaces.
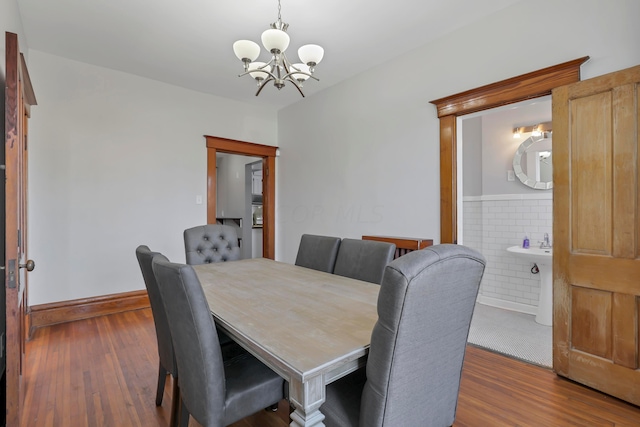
xmin=506 ymin=245 xmax=553 ymax=326
xmin=506 ymin=246 xmax=552 ymax=266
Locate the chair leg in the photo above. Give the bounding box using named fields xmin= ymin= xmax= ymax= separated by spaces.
xmin=170 ymin=377 xmax=180 ymax=427
xmin=156 ymin=362 xmax=168 ymax=406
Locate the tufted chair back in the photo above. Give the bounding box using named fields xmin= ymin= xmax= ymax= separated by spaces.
xmin=184 ymin=224 xmax=241 ymax=265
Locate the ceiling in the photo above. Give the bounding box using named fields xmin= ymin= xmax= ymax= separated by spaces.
xmin=17 ymin=0 xmax=522 ymax=109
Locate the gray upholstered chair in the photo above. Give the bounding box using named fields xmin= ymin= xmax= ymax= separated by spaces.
xmin=151 ymin=258 xmax=284 ymax=427
xmin=184 ymin=224 xmax=241 ymax=347
xmin=184 ymin=224 xmax=241 ymax=265
xmin=294 ymin=234 xmax=342 ymax=273
xmin=332 ymin=238 xmax=396 ymax=284
xmin=135 ymin=246 xmax=180 ymax=427
xmin=321 ymin=244 xmax=486 ymax=427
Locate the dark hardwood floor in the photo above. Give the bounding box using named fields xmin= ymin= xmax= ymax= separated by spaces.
xmin=21 ymin=308 xmax=640 ymax=426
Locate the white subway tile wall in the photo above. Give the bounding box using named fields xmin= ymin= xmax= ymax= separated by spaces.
xmin=463 ymin=196 xmax=553 ymax=308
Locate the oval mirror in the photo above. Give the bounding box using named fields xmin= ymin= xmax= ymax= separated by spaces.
xmin=513 ymin=135 xmax=553 ymax=190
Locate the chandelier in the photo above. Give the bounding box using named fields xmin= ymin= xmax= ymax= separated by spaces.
xmin=232 ymin=0 xmax=324 ymax=97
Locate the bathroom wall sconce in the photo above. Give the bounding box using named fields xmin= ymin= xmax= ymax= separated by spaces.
xmin=513 ymin=121 xmax=552 ymax=138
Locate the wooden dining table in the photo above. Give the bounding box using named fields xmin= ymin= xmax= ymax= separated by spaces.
xmin=192 ymin=258 xmax=380 ymax=427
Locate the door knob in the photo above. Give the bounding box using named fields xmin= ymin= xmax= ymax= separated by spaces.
xmin=19 ymin=259 xmax=35 ymax=271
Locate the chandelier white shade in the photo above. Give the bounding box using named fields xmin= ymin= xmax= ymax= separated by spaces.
xmin=248 ymin=62 xmax=269 ymax=80
xmin=291 ymin=63 xmax=310 ymax=81
xmin=232 ymin=40 xmax=260 ymax=63
xmin=261 ymin=29 xmax=290 ymax=53
xmin=298 ymin=44 xmax=324 ymax=67
xmin=233 ymin=0 xmax=323 ymax=97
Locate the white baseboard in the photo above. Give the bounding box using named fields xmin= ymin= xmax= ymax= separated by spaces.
xmin=477 ymin=295 xmax=538 ymax=316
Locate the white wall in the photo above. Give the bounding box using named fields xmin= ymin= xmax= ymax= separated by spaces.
xmin=276 ymin=0 xmax=640 ymax=262
xmin=26 ymin=51 xmax=277 ymax=305
xmin=462 ymin=117 xmax=482 ymax=197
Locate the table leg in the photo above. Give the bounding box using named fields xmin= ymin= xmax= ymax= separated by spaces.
xmin=288 ymin=375 xmax=325 ymax=427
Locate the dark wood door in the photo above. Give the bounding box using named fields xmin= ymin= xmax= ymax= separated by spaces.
xmin=4 ymin=31 xmax=36 ymax=427
xmin=553 ymin=64 xmax=640 ymax=405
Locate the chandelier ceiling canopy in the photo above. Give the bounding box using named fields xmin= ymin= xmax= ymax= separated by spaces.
xmin=232 ymin=0 xmax=324 ymax=97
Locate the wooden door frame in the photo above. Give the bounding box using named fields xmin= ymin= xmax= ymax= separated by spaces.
xmin=205 ymin=136 xmax=278 ymax=259
xmin=429 ymin=57 xmax=589 ymax=244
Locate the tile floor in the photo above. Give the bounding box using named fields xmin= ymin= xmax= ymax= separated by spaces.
xmin=468 ymin=303 xmax=552 ymax=368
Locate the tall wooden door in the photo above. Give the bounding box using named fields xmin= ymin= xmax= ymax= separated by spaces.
xmin=4 ymin=31 xmax=36 ymax=427
xmin=553 ymin=64 xmax=640 ymax=405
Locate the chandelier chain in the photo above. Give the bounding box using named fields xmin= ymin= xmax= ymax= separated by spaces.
xmin=277 ymin=0 xmax=282 ymax=25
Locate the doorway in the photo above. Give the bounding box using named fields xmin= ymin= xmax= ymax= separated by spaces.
xmin=431 ymin=57 xmax=589 ymax=368
xmin=245 ymin=160 xmax=263 ymax=259
xmin=459 ymin=97 xmax=553 ymax=367
xmin=429 ymin=58 xmax=588 ymax=370
xmin=205 ymin=136 xmax=278 ymax=259
xmin=459 ymin=97 xmax=553 ymax=311
xmin=433 ymin=59 xmax=640 ymax=406
xmin=213 ymin=153 xmax=264 ymax=259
